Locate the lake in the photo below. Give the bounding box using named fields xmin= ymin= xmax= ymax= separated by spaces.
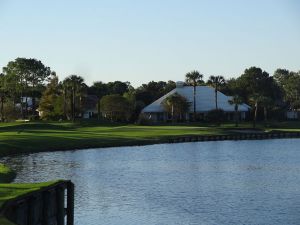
xmin=2 ymin=139 xmax=300 ymax=225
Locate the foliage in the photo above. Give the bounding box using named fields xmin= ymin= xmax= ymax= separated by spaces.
xmin=100 ymin=94 xmax=132 ymax=122
xmin=1 ymin=58 xmax=52 ymax=118
xmin=63 ymin=75 xmax=86 ymax=121
xmin=0 ymin=164 xmax=16 ymax=183
xmin=274 ymin=69 xmax=300 ymax=110
xmin=38 ymin=75 xmax=64 ymax=120
xmin=207 ymin=75 xmax=225 ymax=109
xmin=162 ymin=93 xmax=190 ymax=121
xmin=228 ymin=95 xmax=244 ymax=127
xmin=185 ymin=70 xmax=204 ymax=86
xmin=206 ymin=109 xmax=226 ymax=124
xmin=185 ymin=70 xmax=203 ymax=120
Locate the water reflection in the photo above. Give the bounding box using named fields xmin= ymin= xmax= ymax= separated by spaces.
xmin=2 ymin=139 xmax=300 ymax=225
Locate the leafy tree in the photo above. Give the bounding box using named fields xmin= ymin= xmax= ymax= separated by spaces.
xmin=185 ymin=70 xmax=203 ymax=120
xmin=228 ymin=95 xmax=244 ymax=127
xmin=207 ymin=75 xmax=225 ymax=109
xmin=100 ymin=94 xmax=131 ymax=122
xmin=123 ymin=90 xmax=145 ymax=122
xmin=107 ymin=81 xmax=131 ymax=95
xmin=162 ymin=93 xmax=190 ymax=121
xmin=38 ymin=74 xmax=63 ymax=120
xmin=234 ymin=67 xmax=282 ymax=122
xmin=2 ymin=58 xmax=52 ymax=118
xmin=274 ymin=69 xmax=300 ymax=110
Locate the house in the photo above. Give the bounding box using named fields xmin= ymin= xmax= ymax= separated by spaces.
xmin=82 ymin=95 xmax=99 ymax=119
xmin=286 ymin=110 xmax=299 ymax=120
xmin=141 ymin=82 xmax=250 ymax=122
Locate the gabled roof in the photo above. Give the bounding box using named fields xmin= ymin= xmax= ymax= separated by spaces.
xmin=142 ymin=86 xmax=250 ymax=113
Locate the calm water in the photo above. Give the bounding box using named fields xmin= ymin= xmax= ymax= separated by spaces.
xmin=2 ymin=139 xmax=300 ymax=225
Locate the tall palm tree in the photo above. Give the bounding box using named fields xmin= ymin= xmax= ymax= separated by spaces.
xmin=208 ymin=75 xmax=225 ymax=109
xmin=63 ymin=75 xmax=85 ymax=122
xmin=228 ymin=95 xmax=243 ymax=127
xmin=249 ymin=94 xmax=261 ymax=128
xmin=185 ymin=70 xmax=203 ymax=121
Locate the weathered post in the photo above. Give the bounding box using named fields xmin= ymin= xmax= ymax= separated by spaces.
xmin=67 ymin=182 xmax=74 ymax=225
xmin=57 ymin=187 xmax=65 ymax=225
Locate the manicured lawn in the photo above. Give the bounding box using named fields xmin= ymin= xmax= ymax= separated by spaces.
xmin=0 ymin=120 xmax=299 ymax=157
xmin=0 ymin=121 xmax=224 ymax=157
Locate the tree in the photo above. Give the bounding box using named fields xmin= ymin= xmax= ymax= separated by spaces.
xmin=107 ymin=81 xmax=131 ymax=95
xmin=63 ymin=75 xmax=86 ymax=122
xmin=38 ymin=74 xmax=63 ymax=120
xmin=0 ymin=74 xmax=5 ymax=121
xmin=2 ymin=58 xmax=52 ymax=118
xmin=260 ymin=96 xmax=274 ymax=123
xmin=123 ymin=89 xmax=145 ymax=122
xmin=89 ymin=81 xmax=109 ymax=120
xmin=100 ymin=94 xmax=131 ymax=122
xmin=274 ymin=69 xmax=300 ymax=110
xmin=234 ymin=67 xmax=282 ymax=122
xmin=249 ymin=94 xmax=261 ymax=128
xmin=162 ymin=93 xmax=190 ymax=122
xmin=207 ymin=75 xmax=225 ymax=109
xmin=228 ymin=95 xmax=243 ymax=127
xmin=185 ymin=70 xmax=203 ymax=120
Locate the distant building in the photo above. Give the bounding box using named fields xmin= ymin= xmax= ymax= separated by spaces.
xmin=286 ymin=110 xmax=299 ymax=120
xmin=141 ymin=82 xmax=250 ymax=122
xmin=82 ymin=95 xmax=99 ymax=119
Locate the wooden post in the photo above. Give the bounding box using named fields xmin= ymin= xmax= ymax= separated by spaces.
xmin=67 ymin=182 xmax=74 ymax=225
xmin=42 ymin=191 xmax=50 ymax=225
xmin=56 ymin=187 xmax=65 ymax=225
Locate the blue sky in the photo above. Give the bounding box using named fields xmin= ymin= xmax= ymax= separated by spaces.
xmin=1 ymin=0 xmax=299 ymax=86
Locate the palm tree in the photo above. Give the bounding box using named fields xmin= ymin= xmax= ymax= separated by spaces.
xmin=185 ymin=70 xmax=203 ymax=121
xmin=63 ymin=75 xmax=85 ymax=122
xmin=163 ymin=93 xmax=190 ymax=122
xmin=228 ymin=95 xmax=243 ymax=127
xmin=249 ymin=94 xmax=261 ymax=128
xmin=208 ymin=75 xmax=225 ymax=109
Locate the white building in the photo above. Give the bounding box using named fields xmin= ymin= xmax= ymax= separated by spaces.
xmin=141 ymin=82 xmax=250 ymax=122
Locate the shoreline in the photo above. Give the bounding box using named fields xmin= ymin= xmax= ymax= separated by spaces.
xmin=2 ymin=131 xmax=300 ymax=158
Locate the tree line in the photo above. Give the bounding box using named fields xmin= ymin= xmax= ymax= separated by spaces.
xmin=0 ymin=57 xmax=299 ymax=123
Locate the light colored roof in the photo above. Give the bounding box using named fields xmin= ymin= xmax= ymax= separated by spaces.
xmin=142 ymin=86 xmax=250 ymax=113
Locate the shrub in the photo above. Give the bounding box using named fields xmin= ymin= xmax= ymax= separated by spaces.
xmin=206 ymin=109 xmax=226 ymax=124
xmin=137 ymin=114 xmax=153 ymax=125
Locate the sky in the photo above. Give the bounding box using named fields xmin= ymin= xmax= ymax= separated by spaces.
xmin=1 ymin=0 xmax=300 ymax=87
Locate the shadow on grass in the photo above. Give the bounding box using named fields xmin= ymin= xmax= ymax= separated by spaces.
xmin=0 ymin=123 xmax=74 ymax=132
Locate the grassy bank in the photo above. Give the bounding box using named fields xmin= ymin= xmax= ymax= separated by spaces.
xmin=0 ymin=164 xmax=16 ymax=183
xmin=0 ymin=121 xmax=299 ymax=157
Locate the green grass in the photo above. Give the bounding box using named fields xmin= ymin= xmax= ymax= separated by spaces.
xmin=0 ymin=181 xmax=60 ymax=207
xmin=0 ymin=121 xmax=299 ymax=157
xmin=0 ymin=164 xmax=16 ymax=183
xmin=0 ymin=181 xmax=61 ymax=225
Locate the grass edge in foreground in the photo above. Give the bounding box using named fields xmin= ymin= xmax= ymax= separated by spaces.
xmin=0 ymin=180 xmax=63 ymax=225
xmin=0 ymin=164 xmax=16 ymax=183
